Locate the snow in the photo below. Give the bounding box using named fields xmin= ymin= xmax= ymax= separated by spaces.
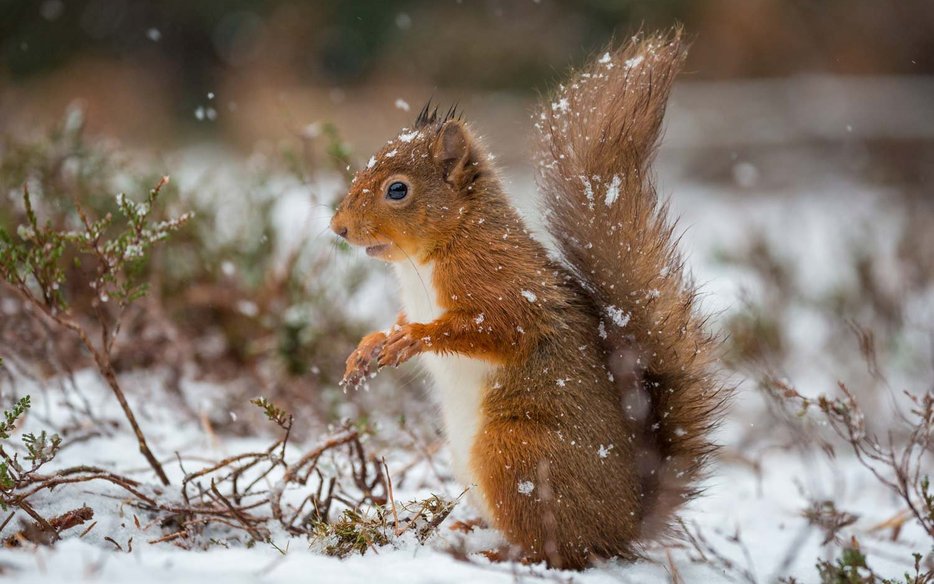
xmin=605 ymin=305 xmax=630 ymax=328
xmin=624 ymin=55 xmax=644 ymax=69
xmin=604 ymin=174 xmax=622 ymax=206
xmin=194 ymin=106 xmax=217 ymax=122
xmin=3 ymin=135 xmax=931 ymax=584
xmin=395 ymin=13 xmax=412 ymax=30
xmin=580 ymin=176 xmax=595 ymax=209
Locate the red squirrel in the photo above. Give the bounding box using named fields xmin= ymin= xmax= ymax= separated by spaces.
xmin=330 ymin=29 xmax=722 ymax=569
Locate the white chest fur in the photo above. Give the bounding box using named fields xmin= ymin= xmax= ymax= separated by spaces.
xmin=392 ymin=261 xmax=493 ymax=494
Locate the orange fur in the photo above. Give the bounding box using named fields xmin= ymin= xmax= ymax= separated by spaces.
xmin=330 ymin=29 xmax=724 ymax=569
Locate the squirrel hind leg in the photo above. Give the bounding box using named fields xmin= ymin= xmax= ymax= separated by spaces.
xmin=470 ymin=418 xmax=640 ymax=569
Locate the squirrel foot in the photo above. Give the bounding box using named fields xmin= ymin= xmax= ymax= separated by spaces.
xmin=477 ymin=547 xmax=531 ymax=565
xmin=341 ymin=331 xmax=388 ymax=388
xmin=448 ymin=518 xmax=489 ymax=533
xmin=377 ymin=324 xmax=426 ymax=368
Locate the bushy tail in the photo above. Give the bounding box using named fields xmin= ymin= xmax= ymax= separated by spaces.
xmin=536 ymin=29 xmax=723 ymax=537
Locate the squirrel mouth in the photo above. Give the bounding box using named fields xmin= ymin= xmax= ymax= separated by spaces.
xmin=365 ymin=243 xmax=391 ymax=257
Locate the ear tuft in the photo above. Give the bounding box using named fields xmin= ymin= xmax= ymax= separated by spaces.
xmin=433 ymin=120 xmax=477 ymax=188
xmin=436 ymin=121 xmax=469 ymax=164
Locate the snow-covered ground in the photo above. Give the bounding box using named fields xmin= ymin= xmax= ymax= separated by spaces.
xmin=2 ymin=163 xmax=931 ymax=583
xmin=10 ymin=375 xmax=924 ymax=583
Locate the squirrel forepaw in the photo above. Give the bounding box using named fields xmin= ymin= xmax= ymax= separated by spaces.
xmin=377 ymin=324 xmax=428 ymax=368
xmin=342 ymin=331 xmax=388 ymax=388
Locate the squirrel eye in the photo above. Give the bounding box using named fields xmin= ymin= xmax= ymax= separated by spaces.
xmin=386 ymin=181 xmax=408 ymax=200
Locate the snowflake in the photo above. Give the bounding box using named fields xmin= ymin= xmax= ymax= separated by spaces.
xmin=604 ymin=175 xmax=622 ymax=207
xmin=580 ymin=176 xmax=595 ymax=209
xmin=606 ymin=305 xmax=631 ymax=328
xmin=625 ymin=55 xmax=645 ymax=69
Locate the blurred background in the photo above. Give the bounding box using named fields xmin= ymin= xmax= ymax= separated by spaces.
xmin=1 ymin=4 xmax=933 ymax=578
xmin=2 ymin=0 xmax=934 ymax=422
xmin=2 ymin=0 xmax=933 ymax=405
xmin=2 ymin=0 xmax=934 ymax=185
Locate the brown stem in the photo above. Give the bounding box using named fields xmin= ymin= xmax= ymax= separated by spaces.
xmin=22 ymin=470 xmax=156 ymax=506
xmin=382 ymin=458 xmax=402 ymax=536
xmin=271 ymin=428 xmax=358 ymax=529
xmin=92 ymin=352 xmax=170 ymax=486
xmin=208 ymin=479 xmax=267 ymax=542
xmin=13 ymin=499 xmax=58 ymax=541
xmin=181 ymin=449 xmax=277 ymax=505
xmin=148 ymin=529 xmax=188 ymax=545
xmin=3 ymin=282 xmax=170 ymax=485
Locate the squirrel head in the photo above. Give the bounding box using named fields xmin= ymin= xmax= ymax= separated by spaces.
xmin=330 ymin=108 xmax=486 ymax=263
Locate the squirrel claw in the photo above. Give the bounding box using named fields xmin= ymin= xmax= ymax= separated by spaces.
xmin=342 ymin=331 xmax=388 ymax=388
xmin=377 ymin=325 xmax=426 ymax=368
xmin=449 ymin=518 xmax=488 ymax=533
xmin=340 ymin=368 xmax=366 ymax=389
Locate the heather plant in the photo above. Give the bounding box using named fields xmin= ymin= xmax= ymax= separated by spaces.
xmin=0 ymin=112 xmax=431 ymax=557
xmin=0 ymin=109 xmax=388 ymax=433
xmin=0 ymin=393 xmax=66 ymax=542
xmin=0 ymin=175 xmax=189 ymax=484
xmin=697 ymin=203 xmax=934 ymax=583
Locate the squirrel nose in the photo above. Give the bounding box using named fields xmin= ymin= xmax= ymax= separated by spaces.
xmin=330 ymin=219 xmax=349 ymax=239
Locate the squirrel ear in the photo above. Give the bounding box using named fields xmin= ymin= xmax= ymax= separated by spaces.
xmin=433 ymin=120 xmax=477 ymax=189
